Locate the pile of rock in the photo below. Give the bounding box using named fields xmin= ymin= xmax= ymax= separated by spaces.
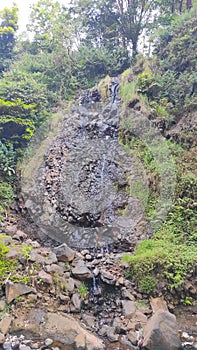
xmin=0 ymin=230 xmax=196 ymax=350
xmin=2 ymin=335 xmax=60 ymax=350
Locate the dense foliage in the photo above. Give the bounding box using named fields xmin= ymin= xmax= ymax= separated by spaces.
xmin=119 ymin=5 xmax=197 ymax=298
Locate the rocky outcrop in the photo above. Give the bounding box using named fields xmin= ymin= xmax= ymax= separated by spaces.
xmin=21 ymin=102 xmax=146 ymax=248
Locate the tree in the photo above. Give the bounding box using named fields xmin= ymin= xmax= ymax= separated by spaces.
xmin=0 ymin=5 xmax=18 ymax=73
xmin=0 ymin=61 xmax=50 ymax=149
xmin=27 ymin=0 xmax=75 ymax=53
xmin=71 ymin=0 xmax=158 ymax=57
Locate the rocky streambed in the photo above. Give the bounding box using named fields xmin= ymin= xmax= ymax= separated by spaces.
xmin=0 ymin=227 xmax=196 ymax=350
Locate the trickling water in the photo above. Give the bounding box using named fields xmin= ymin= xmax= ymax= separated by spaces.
xmin=110 ymin=77 xmax=120 ymax=104
xmin=92 ymin=273 xmax=98 ymax=294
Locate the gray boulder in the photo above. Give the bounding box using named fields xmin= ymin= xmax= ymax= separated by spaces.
xmin=53 ymin=243 xmax=75 ymax=262
xmin=72 ymin=260 xmax=92 ymax=279
xmin=143 ymin=310 xmax=182 ymax=350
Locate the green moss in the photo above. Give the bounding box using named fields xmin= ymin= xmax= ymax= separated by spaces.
xmin=119 ymin=80 xmax=137 ymax=108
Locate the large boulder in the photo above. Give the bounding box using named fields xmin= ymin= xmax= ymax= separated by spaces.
xmin=11 ymin=310 xmax=105 ymax=350
xmin=143 ymin=310 xmax=182 ymax=350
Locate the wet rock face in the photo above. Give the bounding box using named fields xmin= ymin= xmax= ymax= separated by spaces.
xmin=22 ymin=103 xmax=148 ymax=248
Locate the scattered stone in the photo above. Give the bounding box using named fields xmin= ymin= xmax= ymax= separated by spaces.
xmin=3 ymin=341 xmax=11 ymax=349
xmin=27 ymin=294 xmax=37 ymax=302
xmin=82 ymin=314 xmax=96 ymax=329
xmin=120 ymin=335 xmax=135 ymax=349
xmin=116 ymin=276 xmax=124 ymax=285
xmin=66 ymin=277 xmax=75 ymax=293
xmin=85 ymin=254 xmax=92 ymax=261
xmin=59 ymin=294 xmax=70 ymax=302
xmin=71 ymin=293 xmax=82 ymax=312
xmin=72 ymin=261 xmax=92 ymax=279
xmin=122 ymin=300 xmax=136 ymax=318
xmin=150 ymin=296 xmax=169 ymax=313
xmin=100 ymin=269 xmax=116 ymax=285
xmin=45 ymin=252 xmax=58 ymax=265
xmin=19 ymin=345 xmax=31 ymax=350
xmin=112 ymin=317 xmax=128 ymax=334
xmin=134 ymin=311 xmax=147 ymax=325
xmin=0 ymin=315 xmax=12 ymax=334
xmin=122 ymin=289 xmax=135 ymax=301
xmin=45 ymin=264 xmax=64 ymax=275
xmin=106 ymin=327 xmax=119 ymax=342
xmin=6 ymin=247 xmax=21 ymax=259
xmin=13 ymin=230 xmax=27 ymax=241
xmin=29 ymin=251 xmax=45 ymax=264
xmin=98 ymin=325 xmax=108 ymax=337
xmin=4 ymin=225 xmax=17 ymax=236
xmin=81 ymin=249 xmax=90 ymax=256
xmin=93 ymin=267 xmax=100 ymax=276
xmin=0 ymin=300 xmax=6 ymax=312
xmin=25 ymin=239 xmax=40 ymax=248
xmin=99 ymin=324 xmax=119 ymax=342
xmin=54 ymin=243 xmax=75 ymax=262
xmin=38 ymin=270 xmax=53 ymax=284
xmin=45 ymin=338 xmax=53 ymax=346
xmin=128 ymin=331 xmax=138 ymax=345
xmin=0 ymin=333 xmax=5 ymax=344
xmin=5 ymin=281 xmax=35 ymax=304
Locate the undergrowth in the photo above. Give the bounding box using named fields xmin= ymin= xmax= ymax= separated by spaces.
xmin=121 ymin=140 xmax=197 ymax=296
xmin=0 ymin=182 xmax=14 ymax=221
xmin=0 ymin=240 xmax=18 ymax=285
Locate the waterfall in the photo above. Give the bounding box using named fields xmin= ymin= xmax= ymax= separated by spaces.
xmin=110 ymin=78 xmax=120 ymax=104
xmin=22 ymin=90 xmax=146 ymax=248
xmin=92 ymin=273 xmax=98 ymax=294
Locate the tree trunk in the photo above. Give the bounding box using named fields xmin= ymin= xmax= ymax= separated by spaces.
xmin=186 ymin=0 xmax=192 ymax=9
xmin=132 ymin=39 xmax=138 ymax=57
xmin=171 ymin=0 xmax=175 ymax=13
xmin=179 ymin=0 xmax=183 ymax=12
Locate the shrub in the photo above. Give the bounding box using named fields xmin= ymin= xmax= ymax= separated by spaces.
xmin=122 ymin=231 xmax=197 ymax=292
xmin=140 ymin=276 xmax=157 ymax=294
